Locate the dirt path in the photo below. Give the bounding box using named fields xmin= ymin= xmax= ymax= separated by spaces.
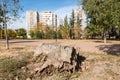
xmin=1 ymin=39 xmax=120 ymax=55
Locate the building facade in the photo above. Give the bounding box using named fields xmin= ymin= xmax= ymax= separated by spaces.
xmin=57 ymin=17 xmax=63 ymax=27
xmin=39 ymin=11 xmax=57 ymax=27
xmin=26 ymin=9 xmax=87 ymax=38
xmin=74 ymin=8 xmax=87 ymax=30
xmin=26 ymin=10 xmax=39 ymax=38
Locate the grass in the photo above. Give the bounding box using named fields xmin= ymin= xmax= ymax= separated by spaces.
xmin=0 ymin=55 xmax=32 ymax=80
xmin=0 ymin=42 xmax=35 ymax=79
xmin=80 ymin=51 xmax=120 ymax=64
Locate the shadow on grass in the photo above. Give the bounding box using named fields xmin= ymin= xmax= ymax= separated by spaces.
xmin=96 ymin=44 xmax=120 ymax=55
xmin=93 ymin=40 xmax=103 ymax=43
xmin=12 ymin=47 xmax=24 ymax=50
xmin=93 ymin=40 xmax=112 ymax=43
xmin=9 ymin=40 xmax=38 ymax=44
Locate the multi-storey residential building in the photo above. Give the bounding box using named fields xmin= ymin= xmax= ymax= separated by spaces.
xmin=57 ymin=17 xmax=63 ymax=27
xmin=39 ymin=11 xmax=57 ymax=27
xmin=74 ymin=8 xmax=87 ymax=30
xmin=26 ymin=10 xmax=39 ymax=38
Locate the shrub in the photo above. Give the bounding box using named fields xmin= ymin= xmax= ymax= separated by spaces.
xmin=35 ymin=31 xmax=43 ymax=39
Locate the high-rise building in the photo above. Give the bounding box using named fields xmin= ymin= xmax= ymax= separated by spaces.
xmin=26 ymin=10 xmax=39 ymax=38
xmin=39 ymin=11 xmax=57 ymax=27
xmin=74 ymin=8 xmax=87 ymax=30
xmin=57 ymin=17 xmax=63 ymax=27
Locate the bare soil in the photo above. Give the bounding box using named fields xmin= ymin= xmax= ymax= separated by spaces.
xmin=1 ymin=39 xmax=119 ymax=56
xmin=0 ymin=39 xmax=120 ymax=80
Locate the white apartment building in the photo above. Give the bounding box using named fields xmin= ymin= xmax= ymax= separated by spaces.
xmin=57 ymin=17 xmax=63 ymax=27
xmin=39 ymin=11 xmax=57 ymax=27
xmin=26 ymin=10 xmax=39 ymax=38
xmin=74 ymin=8 xmax=87 ymax=30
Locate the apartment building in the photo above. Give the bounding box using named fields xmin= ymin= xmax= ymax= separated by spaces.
xmin=39 ymin=11 xmax=57 ymax=27
xmin=26 ymin=9 xmax=86 ymax=38
xmin=57 ymin=17 xmax=63 ymax=27
xmin=26 ymin=10 xmax=39 ymax=38
xmin=74 ymin=8 xmax=87 ymax=29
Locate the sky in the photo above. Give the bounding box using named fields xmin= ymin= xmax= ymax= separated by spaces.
xmin=8 ymin=0 xmax=81 ymax=29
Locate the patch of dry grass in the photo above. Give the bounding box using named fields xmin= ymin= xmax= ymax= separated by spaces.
xmin=0 ymin=43 xmax=35 ymax=59
xmin=0 ymin=55 xmax=32 ymax=80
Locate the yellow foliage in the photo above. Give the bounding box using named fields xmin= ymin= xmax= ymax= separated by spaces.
xmin=33 ymin=22 xmax=49 ymax=33
xmin=74 ymin=24 xmax=81 ymax=39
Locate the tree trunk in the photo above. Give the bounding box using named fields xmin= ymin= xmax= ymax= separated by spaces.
xmin=56 ymin=26 xmax=57 ymax=42
xmin=119 ymin=30 xmax=120 ymax=40
xmin=5 ymin=24 xmax=9 ymax=49
xmin=104 ymin=32 xmax=107 ymax=43
xmin=2 ymin=0 xmax=9 ymax=49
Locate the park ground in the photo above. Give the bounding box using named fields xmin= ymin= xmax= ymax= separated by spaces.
xmin=0 ymin=39 xmax=120 ymax=80
xmin=0 ymin=39 xmax=120 ymax=57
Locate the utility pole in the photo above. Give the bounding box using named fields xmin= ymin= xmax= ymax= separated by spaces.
xmin=1 ymin=0 xmax=9 ymax=49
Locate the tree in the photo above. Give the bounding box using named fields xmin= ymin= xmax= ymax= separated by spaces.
xmin=0 ymin=0 xmax=22 ymax=49
xmin=82 ymin=27 xmax=88 ymax=39
xmin=17 ymin=28 xmax=26 ymax=39
xmin=57 ymin=29 xmax=62 ymax=39
xmin=61 ymin=16 xmax=70 ymax=39
xmin=74 ymin=24 xmax=80 ymax=39
xmin=7 ymin=29 xmax=16 ymax=39
xmin=33 ymin=22 xmax=43 ymax=31
xmin=29 ymin=30 xmax=34 ymax=39
xmin=33 ymin=22 xmax=49 ymax=33
xmin=85 ymin=24 xmax=102 ymax=39
xmin=74 ymin=15 xmax=82 ymax=39
xmin=45 ymin=29 xmax=54 ymax=39
xmin=34 ymin=31 xmax=43 ymax=39
xmin=81 ymin=0 xmax=120 ymax=42
xmin=69 ymin=10 xmax=75 ymax=39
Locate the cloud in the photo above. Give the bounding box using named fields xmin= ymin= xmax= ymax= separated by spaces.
xmin=54 ymin=5 xmax=79 ymax=19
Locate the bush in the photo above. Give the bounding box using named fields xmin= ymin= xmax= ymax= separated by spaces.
xmin=57 ymin=30 xmax=62 ymax=39
xmin=17 ymin=28 xmax=27 ymax=39
xmin=7 ymin=29 xmax=17 ymax=39
xmin=29 ymin=30 xmax=35 ymax=39
xmin=35 ymin=31 xmax=43 ymax=39
xmin=45 ymin=29 xmax=54 ymax=39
